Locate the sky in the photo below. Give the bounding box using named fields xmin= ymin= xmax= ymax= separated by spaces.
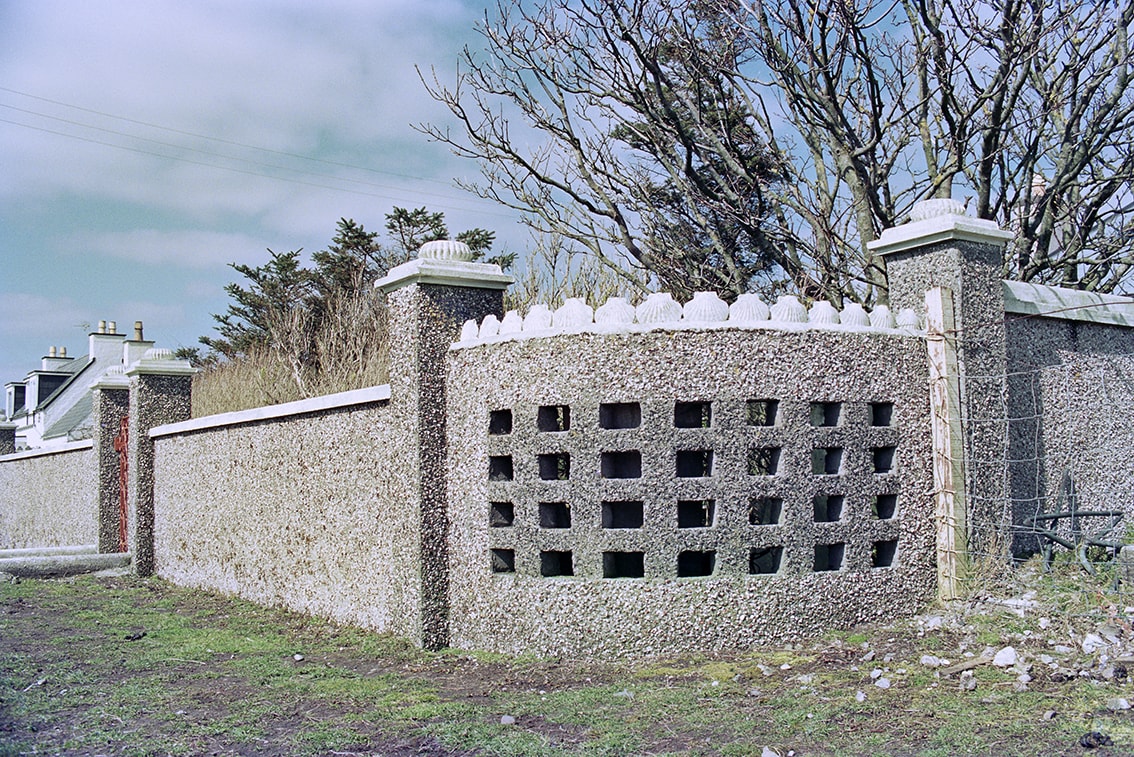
xmin=0 ymin=0 xmax=527 ymax=385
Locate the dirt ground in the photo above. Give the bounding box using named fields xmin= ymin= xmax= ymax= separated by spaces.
xmin=3 ymin=565 xmax=1134 ymax=756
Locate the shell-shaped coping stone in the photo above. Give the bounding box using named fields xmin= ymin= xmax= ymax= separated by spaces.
xmin=636 ymin=292 xmax=683 ymax=324
xmin=770 ymin=295 xmax=808 ymax=323
xmin=594 ymin=296 xmax=636 ymax=325
xmin=909 ymin=198 xmax=966 ymax=222
xmin=418 ymin=239 xmax=474 ymax=261
xmin=553 ymin=297 xmax=594 ymax=329
xmin=683 ymin=291 xmax=729 ymax=322
xmin=869 ymin=305 xmax=897 ymax=329
xmin=523 ymin=304 xmax=553 ymax=331
xmin=142 ymin=348 xmax=174 ymax=360
xmin=459 ymin=319 xmax=479 ymax=342
xmin=479 ymin=314 xmax=501 ymax=339
xmin=499 ymin=310 xmax=524 ymax=335
xmin=729 ymin=293 xmax=770 ymax=323
xmin=896 ymin=308 xmax=922 ymax=330
xmin=840 ymin=302 xmax=870 ymax=327
xmin=809 ymin=301 xmax=841 ymax=325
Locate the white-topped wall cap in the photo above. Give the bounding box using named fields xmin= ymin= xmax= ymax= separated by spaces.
xmin=594 ymin=296 xmax=636 ymax=326
xmin=840 ymin=302 xmax=870 ymax=327
xmin=418 ymin=239 xmax=474 ymax=262
xmin=770 ymin=295 xmax=808 ymax=323
xmin=729 ymin=294 xmax=770 ymax=323
xmin=126 ymin=348 xmax=196 ymax=376
xmin=523 ymin=304 xmax=553 ymax=331
xmin=683 ymin=291 xmax=729 ymax=322
xmin=478 ymin=314 xmax=501 ymax=339
xmin=896 ymin=308 xmax=922 ymax=331
xmin=93 ymin=364 xmax=131 ymax=389
xmin=636 ymin=292 xmax=683 ymax=324
xmin=868 ymin=197 xmax=1013 ymax=257
xmin=499 ymin=310 xmax=524 ymax=335
xmin=809 ymin=301 xmax=841 ymax=325
xmin=869 ymin=305 xmax=897 ymax=329
xmin=459 ymin=319 xmax=479 ymax=342
xmin=553 ymin=298 xmax=594 ymax=329
xmin=376 ymin=238 xmax=513 ymax=293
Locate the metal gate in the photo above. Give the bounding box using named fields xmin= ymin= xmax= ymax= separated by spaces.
xmin=112 ymin=415 xmax=129 ymax=552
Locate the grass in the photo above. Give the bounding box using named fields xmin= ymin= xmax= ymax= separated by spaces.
xmin=3 ymin=561 xmax=1134 ymax=755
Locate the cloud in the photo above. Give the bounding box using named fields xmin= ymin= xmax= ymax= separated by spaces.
xmin=81 ymin=229 xmax=271 ymax=269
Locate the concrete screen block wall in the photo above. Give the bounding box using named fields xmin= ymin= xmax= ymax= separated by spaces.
xmin=0 ymin=442 xmax=97 ymax=549
xmin=445 ymin=327 xmax=933 ymax=657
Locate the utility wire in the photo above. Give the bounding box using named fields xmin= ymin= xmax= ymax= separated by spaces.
xmin=0 ymin=86 xmax=459 ymax=189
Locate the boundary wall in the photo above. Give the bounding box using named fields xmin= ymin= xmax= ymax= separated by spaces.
xmin=0 ymin=441 xmax=97 ymax=549
xmin=7 ymin=203 xmax=1134 ymax=657
xmin=446 ymin=326 xmax=933 ymax=656
xmin=147 ymin=387 xmax=425 ymax=636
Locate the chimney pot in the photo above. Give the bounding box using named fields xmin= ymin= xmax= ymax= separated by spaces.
xmin=48 ymin=346 xmax=57 ymax=358
xmin=134 ymin=321 xmax=144 ymax=340
xmin=60 ymin=347 xmax=67 ymax=358
xmin=98 ymin=320 xmax=107 ymax=334
xmin=108 ymin=321 xmax=117 ymax=334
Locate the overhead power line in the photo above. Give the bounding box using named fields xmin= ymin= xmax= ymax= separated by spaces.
xmin=0 ymin=87 xmax=516 ymax=219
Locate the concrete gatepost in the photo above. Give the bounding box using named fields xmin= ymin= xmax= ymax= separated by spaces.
xmin=376 ymin=240 xmax=512 ymax=650
xmin=124 ymin=350 xmax=195 ymax=576
xmin=0 ymin=423 xmax=15 ymax=456
xmin=869 ymin=199 xmax=1015 ymax=576
xmin=92 ymin=367 xmax=131 ymax=554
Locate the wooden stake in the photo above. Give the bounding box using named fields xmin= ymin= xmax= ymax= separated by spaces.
xmin=925 ymin=287 xmax=967 ymax=601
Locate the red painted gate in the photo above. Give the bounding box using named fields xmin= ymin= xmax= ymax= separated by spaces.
xmin=112 ymin=415 xmax=129 ymax=552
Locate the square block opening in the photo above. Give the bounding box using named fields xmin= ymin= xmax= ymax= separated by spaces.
xmin=676 ymin=449 xmax=714 ymax=478
xmin=601 ymin=450 xmax=642 ymax=478
xmin=746 ymin=399 xmax=779 ymax=426
xmin=600 ymin=402 xmax=641 ymax=429
xmin=810 ymin=401 xmax=842 ymax=427
xmin=538 ymin=452 xmax=570 ymax=480
xmin=873 ymin=494 xmax=898 ymax=519
xmin=872 ymin=446 xmax=897 ymax=474
xmin=811 ymin=447 xmax=843 ymax=475
xmin=677 ymin=499 xmax=715 ymax=528
xmin=870 ymin=402 xmax=894 ymax=427
xmin=488 ymin=455 xmax=514 ymax=481
xmin=538 ymin=404 xmax=571 ymax=432
xmin=749 ymin=546 xmax=783 ymax=575
xmin=813 ymin=494 xmax=844 ymax=522
xmin=749 ymin=496 xmax=783 ymax=526
xmin=677 ymin=550 xmax=716 ymax=577
xmin=488 ymin=409 xmax=512 ymax=435
xmin=540 ymin=550 xmax=574 ymax=577
xmin=603 ymin=551 xmax=645 ymax=578
xmin=813 ymin=543 xmax=845 ymax=572
xmin=491 ymin=548 xmax=515 ymax=573
xmin=489 ymin=501 xmax=514 ymax=527
xmin=602 ymin=500 xmax=644 ymax=529
xmin=675 ymin=401 xmax=712 ymax=428
xmin=872 ymin=539 xmax=898 ymax=568
xmin=747 ymin=447 xmax=781 ymax=476
xmin=539 ymin=501 xmax=571 ymax=528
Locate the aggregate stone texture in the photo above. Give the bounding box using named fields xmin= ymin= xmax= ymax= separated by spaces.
xmin=386 ymin=283 xmax=504 ymax=649
xmin=0 ymin=427 xmax=14 ymax=456
xmin=0 ymin=447 xmax=97 ymax=549
xmin=886 ymin=240 xmax=1009 ymax=558
xmin=445 ymin=327 xmax=935 ymax=658
xmin=93 ymin=388 xmax=129 ymax=553
xmin=1005 ymin=316 xmax=1134 ymax=555
xmin=152 ymin=400 xmax=421 ymax=639
xmin=129 ymin=374 xmax=191 ymax=576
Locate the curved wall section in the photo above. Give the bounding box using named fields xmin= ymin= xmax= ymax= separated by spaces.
xmin=446 ymin=326 xmax=934 ymax=657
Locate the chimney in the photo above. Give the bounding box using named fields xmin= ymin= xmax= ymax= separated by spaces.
xmin=42 ymin=345 xmax=74 ymax=371
xmin=89 ymin=318 xmax=127 ymax=366
xmin=108 ymin=321 xmax=117 ymax=334
xmin=123 ymin=319 xmax=155 ymax=367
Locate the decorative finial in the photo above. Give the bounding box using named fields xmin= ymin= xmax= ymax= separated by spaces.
xmin=418 ymin=240 xmax=474 ymax=262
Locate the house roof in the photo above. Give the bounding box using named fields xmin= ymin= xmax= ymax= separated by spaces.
xmin=43 ymin=392 xmax=94 ymax=441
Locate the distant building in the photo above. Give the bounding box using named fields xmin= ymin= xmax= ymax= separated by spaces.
xmin=3 ymin=320 xmax=155 ymax=450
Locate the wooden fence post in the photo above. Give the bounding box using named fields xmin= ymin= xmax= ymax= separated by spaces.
xmin=926 ymin=286 xmax=968 ymax=601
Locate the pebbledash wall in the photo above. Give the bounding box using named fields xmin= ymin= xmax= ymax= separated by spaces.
xmin=4 ymin=200 xmax=1134 ymax=657
xmin=0 ymin=441 xmax=96 ymax=549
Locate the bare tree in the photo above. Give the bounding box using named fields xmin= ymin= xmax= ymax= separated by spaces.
xmin=421 ymin=0 xmax=1134 ymax=301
